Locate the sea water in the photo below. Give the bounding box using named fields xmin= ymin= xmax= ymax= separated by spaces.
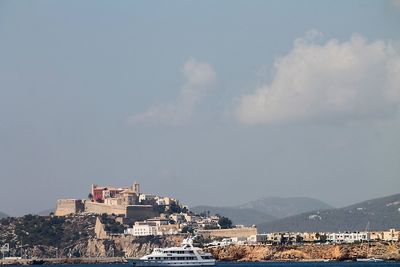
xmin=6 ymin=262 xmax=400 ymax=267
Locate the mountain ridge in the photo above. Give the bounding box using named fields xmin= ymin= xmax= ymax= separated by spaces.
xmin=190 ymin=205 xmax=276 ymax=225
xmin=236 ymin=196 xmax=333 ymax=218
xmin=0 ymin=211 xmax=9 ymax=218
xmin=257 ymin=193 xmax=400 ymax=233
xmin=191 ymin=196 xmax=332 ymax=226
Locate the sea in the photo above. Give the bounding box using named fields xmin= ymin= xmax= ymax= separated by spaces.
xmin=6 ymin=263 xmax=400 ymax=267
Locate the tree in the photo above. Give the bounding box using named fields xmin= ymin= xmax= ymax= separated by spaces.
xmin=279 ymin=233 xmax=288 ymax=245
xmin=181 ymin=226 xmax=194 ymax=234
xmin=320 ymin=234 xmax=327 ymax=243
xmin=204 ymin=224 xmax=219 ymax=230
xmin=315 ymin=232 xmax=320 ymax=241
xmin=169 ymin=203 xmax=182 ymax=214
xmin=296 ymin=235 xmax=303 ymax=244
xmin=218 ymin=216 xmax=232 ymax=229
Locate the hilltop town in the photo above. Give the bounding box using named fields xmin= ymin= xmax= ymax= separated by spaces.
xmin=0 ymin=183 xmax=399 ymax=263
xmin=54 ymin=183 xmax=400 ymax=244
xmin=55 ymin=182 xmax=180 ymax=221
xmin=54 ymin=182 xmax=241 ymax=236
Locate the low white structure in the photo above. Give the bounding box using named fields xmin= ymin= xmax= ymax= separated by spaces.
xmin=327 ymin=232 xmax=369 ymax=243
xmin=125 ymin=224 xmax=157 ymax=236
xmin=125 ymin=219 xmax=181 ymax=236
xmin=382 ymin=229 xmax=399 ymax=242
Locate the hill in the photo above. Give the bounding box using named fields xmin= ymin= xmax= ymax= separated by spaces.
xmin=237 ymin=196 xmax=333 ymax=219
xmin=0 ymin=214 xmax=180 ymax=259
xmin=257 ymin=194 xmax=400 ymax=233
xmin=191 ymin=205 xmax=276 ymax=225
xmin=0 ymin=211 xmax=9 ymax=218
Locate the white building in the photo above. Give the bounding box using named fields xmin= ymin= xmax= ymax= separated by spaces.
xmin=170 ymin=213 xmax=186 ymax=223
xmin=139 ymin=194 xmax=157 ymax=203
xmin=327 ymin=231 xmax=369 ymax=243
xmin=125 ymin=224 xmax=157 ymax=236
xmin=382 ymin=229 xmax=399 ymax=241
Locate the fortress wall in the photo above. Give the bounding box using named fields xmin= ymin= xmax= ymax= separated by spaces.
xmin=54 ymin=199 xmax=84 ymax=216
xmin=126 ymin=205 xmax=158 ymax=220
xmin=198 ymin=227 xmax=257 ymax=238
xmin=109 ymin=205 xmax=130 ymax=215
xmin=84 ymin=201 xmax=158 ymax=220
xmin=84 ymin=201 xmax=126 ymax=215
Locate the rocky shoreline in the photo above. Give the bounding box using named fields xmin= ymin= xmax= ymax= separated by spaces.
xmin=206 ymin=242 xmax=400 ymax=262
xmin=1 ymin=242 xmax=399 ymax=265
xmin=0 ymin=257 xmax=126 ymax=266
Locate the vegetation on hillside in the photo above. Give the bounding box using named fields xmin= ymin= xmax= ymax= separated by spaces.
xmin=218 ymin=216 xmax=233 ymax=229
xmin=99 ymin=214 xmax=124 ymax=234
xmin=0 ymin=214 xmax=96 ymax=256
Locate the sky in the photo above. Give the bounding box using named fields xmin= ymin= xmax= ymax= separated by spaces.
xmin=0 ymin=0 xmax=400 ymax=216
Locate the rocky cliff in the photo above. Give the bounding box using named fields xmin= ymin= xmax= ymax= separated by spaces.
xmin=206 ymin=243 xmax=400 ymax=261
xmin=0 ymin=214 xmax=183 ymax=259
xmin=21 ymin=235 xmax=184 ymax=259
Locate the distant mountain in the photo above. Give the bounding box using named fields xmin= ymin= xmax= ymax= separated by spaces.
xmin=257 ymin=194 xmax=400 ymax=233
xmin=237 ymin=197 xmax=333 ymax=219
xmin=191 ymin=205 xmax=276 ymax=225
xmin=0 ymin=211 xmax=9 ymax=218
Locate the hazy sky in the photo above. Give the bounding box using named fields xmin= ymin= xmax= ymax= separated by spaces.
xmin=1 ymin=0 xmax=400 ymax=216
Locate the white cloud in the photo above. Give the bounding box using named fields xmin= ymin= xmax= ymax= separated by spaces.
xmin=129 ymin=59 xmax=216 ymax=125
xmin=236 ymin=32 xmax=400 ymax=124
xmin=392 ymin=0 xmax=400 ymax=10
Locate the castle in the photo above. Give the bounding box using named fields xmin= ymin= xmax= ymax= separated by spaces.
xmin=55 ymin=182 xmax=181 ymax=221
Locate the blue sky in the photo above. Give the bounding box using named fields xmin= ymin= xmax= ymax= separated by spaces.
xmin=0 ymin=0 xmax=400 ymax=215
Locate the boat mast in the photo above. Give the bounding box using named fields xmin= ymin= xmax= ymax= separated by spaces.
xmin=365 ymin=221 xmax=370 ymax=258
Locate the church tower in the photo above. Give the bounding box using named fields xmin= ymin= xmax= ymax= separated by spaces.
xmin=132 ymin=182 xmax=140 ymax=195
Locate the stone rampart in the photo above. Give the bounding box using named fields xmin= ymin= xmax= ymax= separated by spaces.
xmin=84 ymin=201 xmax=126 ymax=215
xmin=84 ymin=201 xmax=158 ymax=220
xmin=126 ymin=205 xmax=158 ymax=220
xmin=54 ymin=199 xmax=84 ymax=216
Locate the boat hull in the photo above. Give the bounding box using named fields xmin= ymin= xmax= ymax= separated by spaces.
xmin=128 ymin=259 xmax=216 ymax=267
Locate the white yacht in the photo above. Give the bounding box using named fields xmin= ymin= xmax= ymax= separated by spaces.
xmin=129 ymin=237 xmax=216 ymax=267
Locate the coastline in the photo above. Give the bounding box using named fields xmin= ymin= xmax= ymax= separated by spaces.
xmin=0 ymin=257 xmax=126 ymax=266
xmin=2 ymin=242 xmax=400 ymax=265
xmin=1 ymin=257 xmax=400 ymax=266
xmin=205 ymin=243 xmax=400 ymax=262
